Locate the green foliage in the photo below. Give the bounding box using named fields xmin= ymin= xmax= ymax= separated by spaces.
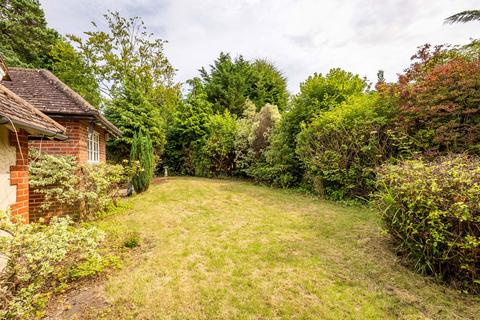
xmin=79 ymin=163 xmax=127 ymax=218
xmin=29 ymin=150 xmax=129 ymax=220
xmin=200 ymin=53 xmax=289 ymax=115
xmin=234 ymin=101 xmax=281 ymax=177
xmin=445 ymin=10 xmax=480 ymax=24
xmin=123 ymin=231 xmax=140 ymax=249
xmin=130 ymin=131 xmax=154 ymax=193
xmin=234 ymin=100 xmax=258 ymax=175
xmin=29 ymin=150 xmax=79 ymax=212
xmin=0 ymin=210 xmax=106 ymax=318
xmin=106 ymin=84 xmax=167 ymax=160
xmin=50 ymin=39 xmax=102 ymax=107
xmin=200 ymin=52 xmax=254 ymax=115
xmin=255 ymin=69 xmax=367 ymax=187
xmin=0 ymin=0 xmax=59 ymax=67
xmin=249 ymin=59 xmax=289 ymax=111
xmin=296 ymin=94 xmax=396 ymax=200
xmin=164 ymin=79 xmax=214 ymax=175
xmin=69 ymin=254 xmax=121 ymax=280
xmin=70 ymin=11 xmax=179 ymax=158
xmin=376 ymin=156 xmax=480 ymax=293
xmin=195 ymin=111 xmax=238 ymax=176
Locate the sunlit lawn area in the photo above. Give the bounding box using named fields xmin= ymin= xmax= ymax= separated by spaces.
xmin=83 ymin=177 xmax=479 ymax=319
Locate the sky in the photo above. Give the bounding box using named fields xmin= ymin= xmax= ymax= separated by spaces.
xmin=40 ymin=0 xmax=479 ymax=93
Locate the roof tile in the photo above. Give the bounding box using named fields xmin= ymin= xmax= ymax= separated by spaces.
xmin=3 ymin=68 xmax=122 ymax=137
xmin=0 ymin=84 xmax=66 ymax=136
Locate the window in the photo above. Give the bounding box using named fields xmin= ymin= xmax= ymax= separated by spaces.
xmin=88 ymin=131 xmax=100 ymax=163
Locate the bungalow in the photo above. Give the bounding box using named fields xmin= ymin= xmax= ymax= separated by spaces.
xmin=2 ymin=68 xmax=122 ymax=164
xmin=0 ymin=61 xmax=67 ymax=223
xmin=1 ymin=68 xmax=122 ymax=222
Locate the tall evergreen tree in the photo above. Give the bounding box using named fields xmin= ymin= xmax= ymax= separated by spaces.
xmin=250 ymin=59 xmax=288 ymax=111
xmin=199 ymin=53 xmax=289 ymax=115
xmin=0 ymin=0 xmax=59 ymax=67
xmin=130 ymin=131 xmax=154 ymax=193
xmin=200 ymin=52 xmax=253 ymax=116
xmin=164 ymin=78 xmax=213 ymax=174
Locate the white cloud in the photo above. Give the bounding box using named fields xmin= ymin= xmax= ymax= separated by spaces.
xmin=40 ymin=0 xmax=479 ymax=92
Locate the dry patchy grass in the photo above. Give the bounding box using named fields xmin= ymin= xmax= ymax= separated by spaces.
xmin=80 ymin=177 xmax=479 ymax=319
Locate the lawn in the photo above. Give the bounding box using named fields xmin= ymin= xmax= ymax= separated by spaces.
xmin=61 ymin=177 xmax=479 ymax=319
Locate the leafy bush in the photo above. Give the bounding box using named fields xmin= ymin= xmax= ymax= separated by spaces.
xmin=0 ymin=210 xmax=107 ymax=318
xmin=253 ymin=69 xmax=368 ymax=187
xmin=29 ymin=150 xmax=79 ymax=212
xmin=395 ymin=45 xmax=480 ymax=155
xmin=79 ymin=163 xmax=127 ymax=218
xmin=195 ymin=111 xmax=237 ymax=176
xmin=376 ymin=155 xmax=480 ymax=293
xmin=234 ymin=101 xmax=258 ymax=175
xmin=29 ymin=150 xmax=131 ymax=220
xmin=234 ymin=101 xmax=281 ymax=177
xmin=130 ymin=131 xmax=154 ymax=193
xmin=123 ymin=231 xmax=140 ymax=249
xmin=296 ymin=94 xmax=396 ymax=200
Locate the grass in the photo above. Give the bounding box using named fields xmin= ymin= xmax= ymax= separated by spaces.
xmin=86 ymin=177 xmax=478 ymax=319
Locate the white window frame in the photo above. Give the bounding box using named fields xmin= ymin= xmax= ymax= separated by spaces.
xmin=87 ymin=130 xmax=100 ymax=163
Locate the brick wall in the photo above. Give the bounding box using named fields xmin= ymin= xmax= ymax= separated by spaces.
xmin=29 ymin=119 xmax=107 ymax=164
xmin=9 ymin=129 xmax=29 ymax=223
xmin=28 ymin=119 xmax=108 ymax=222
xmin=29 ymin=188 xmax=79 ymax=223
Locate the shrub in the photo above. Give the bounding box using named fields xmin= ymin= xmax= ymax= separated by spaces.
xmin=296 ymin=94 xmax=396 ymax=200
xmin=253 ymin=69 xmax=368 ymax=188
xmin=79 ymin=163 xmax=127 ymax=219
xmin=234 ymin=101 xmax=281 ymax=177
xmin=195 ymin=111 xmax=237 ymax=176
xmin=29 ymin=150 xmax=80 ymax=213
xmin=234 ymin=100 xmax=257 ymax=176
xmin=0 ymin=210 xmax=106 ymax=318
xmin=130 ymin=131 xmax=154 ymax=193
xmin=123 ymin=231 xmax=140 ymax=249
xmin=376 ymin=155 xmax=480 ymax=293
xmin=395 ymin=45 xmax=480 ymax=155
xmin=29 ymin=150 xmax=131 ymax=220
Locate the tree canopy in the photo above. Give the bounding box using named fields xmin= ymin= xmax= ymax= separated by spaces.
xmin=200 ymin=52 xmax=289 ymax=115
xmin=70 ymin=11 xmax=180 ymax=158
xmin=0 ymin=0 xmax=59 ymax=67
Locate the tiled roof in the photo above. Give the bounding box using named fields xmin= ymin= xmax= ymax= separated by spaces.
xmin=3 ymin=68 xmax=122 ymax=137
xmin=0 ymin=84 xmax=67 ymax=138
xmin=0 ymin=56 xmax=10 ymax=81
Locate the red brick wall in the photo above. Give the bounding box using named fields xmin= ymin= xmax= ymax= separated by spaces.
xmin=29 ymin=188 xmax=79 ymax=223
xmin=28 ymin=119 xmax=108 ymax=222
xmin=29 ymin=119 xmax=107 ymax=164
xmin=9 ymin=129 xmax=29 ymax=223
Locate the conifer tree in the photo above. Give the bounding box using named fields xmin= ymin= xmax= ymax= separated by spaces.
xmin=130 ymin=131 xmax=154 ymax=193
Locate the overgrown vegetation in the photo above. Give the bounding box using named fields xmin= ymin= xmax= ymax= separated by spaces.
xmin=1 ymin=0 xmax=480 ymax=304
xmin=377 ymin=156 xmax=480 ymax=293
xmin=161 ymin=43 xmax=480 ymax=291
xmin=0 ymin=210 xmax=107 ymax=319
xmin=29 ymin=150 xmax=132 ymax=220
xmin=73 ymin=178 xmax=480 ymax=319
